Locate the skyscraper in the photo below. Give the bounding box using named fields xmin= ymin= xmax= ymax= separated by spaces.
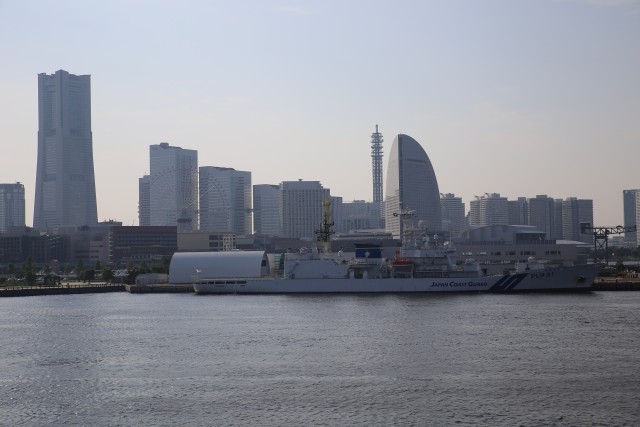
xmin=440 ymin=193 xmax=465 ymax=239
xmin=562 ymin=197 xmax=593 ymax=244
xmin=468 ymin=193 xmax=509 ymax=227
xmin=0 ymin=183 xmax=26 ymax=232
xmin=623 ymin=189 xmax=640 ymax=245
xmin=280 ymin=180 xmax=330 ymax=239
xmin=253 ymin=184 xmax=281 ymax=236
xmin=138 ymin=175 xmax=151 ymax=226
xmin=149 ymin=142 xmax=198 ymax=231
xmin=34 ymin=70 xmax=98 ymax=229
xmin=199 ymin=166 xmax=252 ymax=235
xmin=385 ymin=134 xmax=442 ymax=238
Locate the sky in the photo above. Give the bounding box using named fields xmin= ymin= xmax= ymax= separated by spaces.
xmin=1 ymin=0 xmax=639 ymax=227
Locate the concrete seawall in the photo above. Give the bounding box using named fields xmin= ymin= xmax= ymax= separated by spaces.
xmin=0 ymin=283 xmax=125 ymax=297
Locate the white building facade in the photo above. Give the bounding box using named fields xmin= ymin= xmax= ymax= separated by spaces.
xmin=280 ymin=180 xmax=330 ymax=239
xmin=469 ymin=193 xmax=509 ymax=227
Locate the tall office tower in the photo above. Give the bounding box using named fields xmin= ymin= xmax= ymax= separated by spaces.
xmin=385 ymin=134 xmax=442 ymax=238
xmin=562 ymin=197 xmax=593 ymax=244
xmin=34 ymin=70 xmax=98 ymax=229
xmin=623 ymin=189 xmax=640 ymax=245
xmin=468 ymin=193 xmax=509 ymax=227
xmin=149 ymin=142 xmax=198 ymax=231
xmin=331 ymin=196 xmax=344 ymax=233
xmin=138 ymin=175 xmax=151 ymax=226
xmin=199 ymin=166 xmax=252 ymax=235
xmin=527 ymin=195 xmax=556 ymax=240
xmin=508 ymin=197 xmax=528 ymax=225
xmin=552 ymin=199 xmax=564 ymax=240
xmin=253 ymin=184 xmax=281 ymax=236
xmin=280 ymin=180 xmax=330 ymax=239
xmin=371 ymin=125 xmax=384 ymax=204
xmin=0 ymin=183 xmax=26 ymax=232
xmin=440 ymin=193 xmax=465 ymax=239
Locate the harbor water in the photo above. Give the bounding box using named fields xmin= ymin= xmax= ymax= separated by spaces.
xmin=1 ymin=292 xmax=639 ymax=426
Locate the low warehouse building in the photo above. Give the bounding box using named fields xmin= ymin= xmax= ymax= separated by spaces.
xmin=169 ymin=251 xmax=269 ymax=284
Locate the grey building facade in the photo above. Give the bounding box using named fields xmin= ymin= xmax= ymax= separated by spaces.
xmin=34 ymin=70 xmax=98 ymax=229
xmin=385 ymin=134 xmax=442 ymax=238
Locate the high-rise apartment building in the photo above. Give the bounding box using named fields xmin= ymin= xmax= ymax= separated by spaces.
xmin=253 ymin=184 xmax=281 ymax=236
xmin=138 ymin=175 xmax=151 ymax=226
xmin=469 ymin=193 xmax=508 ymax=227
xmin=280 ymin=180 xmax=330 ymax=239
xmin=199 ymin=166 xmax=252 ymax=235
xmin=623 ymin=189 xmax=640 ymax=245
xmin=148 ymin=142 xmax=198 ymax=231
xmin=508 ymin=197 xmax=528 ymax=226
xmin=34 ymin=70 xmax=98 ymax=229
xmin=527 ymin=195 xmax=557 ymax=240
xmin=385 ymin=134 xmax=442 ymax=238
xmin=440 ymin=193 xmax=465 ymax=239
xmin=562 ymin=197 xmax=593 ymax=244
xmin=0 ymin=183 xmax=26 ymax=232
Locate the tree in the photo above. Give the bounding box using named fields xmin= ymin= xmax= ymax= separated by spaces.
xmin=84 ymin=269 xmax=95 ymax=284
xmin=95 ymin=260 xmax=102 ymax=271
xmin=102 ymin=268 xmax=114 ymax=284
xmin=22 ymin=258 xmax=36 ymax=285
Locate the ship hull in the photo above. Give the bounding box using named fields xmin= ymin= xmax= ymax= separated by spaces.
xmin=193 ymin=264 xmax=600 ymax=294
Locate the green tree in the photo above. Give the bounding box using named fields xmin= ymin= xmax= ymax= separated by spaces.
xmin=84 ymin=269 xmax=95 ymax=284
xmin=22 ymin=258 xmax=36 ymax=285
xmin=95 ymin=260 xmax=102 ymax=271
xmin=102 ymin=268 xmax=114 ymax=284
xmin=7 ymin=263 xmax=14 ymax=275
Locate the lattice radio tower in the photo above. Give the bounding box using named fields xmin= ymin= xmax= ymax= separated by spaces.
xmin=371 ymin=124 xmax=384 ymax=203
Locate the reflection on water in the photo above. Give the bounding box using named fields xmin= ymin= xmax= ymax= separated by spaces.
xmin=1 ymin=292 xmax=639 ymax=426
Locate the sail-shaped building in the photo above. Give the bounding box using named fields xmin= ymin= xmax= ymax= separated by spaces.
xmin=384 ymin=134 xmax=442 ymax=238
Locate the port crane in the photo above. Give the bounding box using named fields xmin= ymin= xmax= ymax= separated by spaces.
xmin=580 ymin=223 xmax=637 ymax=264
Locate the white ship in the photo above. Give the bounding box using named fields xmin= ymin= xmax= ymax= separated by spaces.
xmin=191 ymin=203 xmax=599 ymax=294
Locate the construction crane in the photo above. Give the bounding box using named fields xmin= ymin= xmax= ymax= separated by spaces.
xmin=580 ymin=223 xmax=637 ymax=264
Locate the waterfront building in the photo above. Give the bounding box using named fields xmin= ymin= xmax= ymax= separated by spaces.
xmin=385 ymin=134 xmax=442 ymax=238
xmin=148 ymin=143 xmax=198 ymax=231
xmin=623 ymin=189 xmax=640 ymax=245
xmin=34 ymin=70 xmax=98 ymax=229
xmin=0 ymin=183 xmax=26 ymax=233
xmin=199 ymin=167 xmax=252 ymax=235
xmin=280 ymin=180 xmax=330 ymax=239
xmin=469 ymin=193 xmax=509 ymax=227
xmin=339 ymin=200 xmax=385 ymax=234
xmin=440 ymin=193 xmax=465 ymax=239
xmin=253 ymin=184 xmax=281 ymax=236
xmin=138 ymin=175 xmax=150 ymax=226
xmin=455 ymin=225 xmax=584 ymax=275
xmin=109 ymin=225 xmax=177 ymax=265
xmin=177 ymin=231 xmax=235 ymax=252
xmin=562 ymin=197 xmax=593 ymax=244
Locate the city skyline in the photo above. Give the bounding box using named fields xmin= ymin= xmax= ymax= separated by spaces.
xmin=1 ymin=1 xmax=639 ymax=227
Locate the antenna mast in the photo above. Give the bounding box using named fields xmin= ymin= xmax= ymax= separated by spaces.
xmin=371 ymin=124 xmax=384 ymax=203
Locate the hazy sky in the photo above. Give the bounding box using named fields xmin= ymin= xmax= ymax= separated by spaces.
xmin=1 ymin=0 xmax=639 ymax=227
